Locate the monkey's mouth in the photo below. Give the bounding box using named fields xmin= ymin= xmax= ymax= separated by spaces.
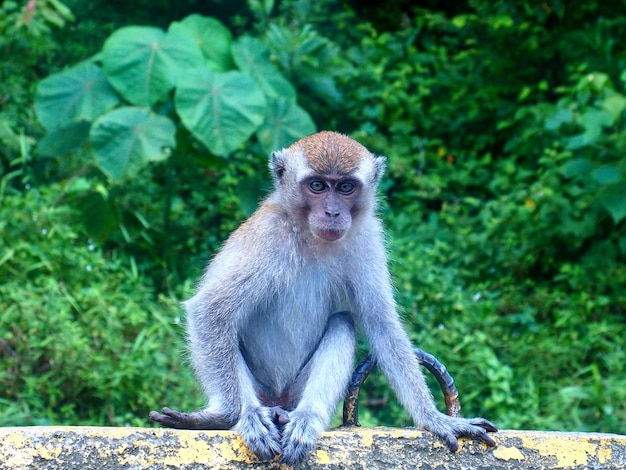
xmin=314 ymin=228 xmax=345 ymax=242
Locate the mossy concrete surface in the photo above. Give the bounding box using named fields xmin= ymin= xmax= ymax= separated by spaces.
xmin=1 ymin=426 xmax=625 ymax=469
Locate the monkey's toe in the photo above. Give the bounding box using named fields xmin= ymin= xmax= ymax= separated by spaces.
xmin=428 ymin=414 xmax=498 ymax=452
xmin=472 ymin=417 xmax=498 ymax=434
xmin=149 ymin=407 xmax=187 ymax=429
xmin=478 ymin=430 xmax=497 ymax=447
xmin=453 ymin=418 xmax=498 ymax=448
xmin=441 ymin=434 xmax=460 ymax=453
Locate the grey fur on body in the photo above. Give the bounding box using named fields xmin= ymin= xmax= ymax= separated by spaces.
xmin=149 ymin=131 xmax=496 ymax=465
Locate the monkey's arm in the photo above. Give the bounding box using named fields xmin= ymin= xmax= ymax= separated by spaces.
xmin=279 ymin=312 xmax=356 ymax=465
xmin=352 ymin=244 xmax=496 ymax=451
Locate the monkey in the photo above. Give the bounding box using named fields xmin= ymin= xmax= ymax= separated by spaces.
xmin=150 ymin=131 xmax=497 ymax=464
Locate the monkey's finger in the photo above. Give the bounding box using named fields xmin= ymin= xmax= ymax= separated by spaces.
xmin=279 ymin=434 xmax=317 ymax=465
xmin=269 ymin=406 xmax=291 ymax=425
xmin=236 ymin=408 xmax=282 ymax=460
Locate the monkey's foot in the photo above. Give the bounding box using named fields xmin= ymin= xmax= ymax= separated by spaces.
xmin=236 ymin=407 xmax=282 ymax=460
xmin=149 ymin=407 xmax=234 ymax=430
xmin=426 ymin=414 xmax=497 ymax=452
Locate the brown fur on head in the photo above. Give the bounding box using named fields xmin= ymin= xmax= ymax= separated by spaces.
xmin=292 ymin=131 xmax=372 ymax=175
xmin=270 ymin=132 xmax=385 ymax=190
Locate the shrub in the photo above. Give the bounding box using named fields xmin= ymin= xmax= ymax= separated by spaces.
xmin=0 ymin=183 xmax=201 ymax=426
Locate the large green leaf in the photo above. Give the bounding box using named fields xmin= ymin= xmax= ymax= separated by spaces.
xmin=232 ymin=36 xmax=296 ymax=100
xmin=90 ymin=107 xmax=176 ymax=181
xmin=566 ymin=108 xmax=613 ymax=150
xmin=603 ymin=94 xmax=626 ymax=121
xmin=66 ymin=179 xmax=120 ymax=243
xmin=35 ymin=61 xmax=120 ymax=132
xmin=175 ymin=67 xmax=266 ymax=157
xmin=37 ymin=120 xmax=91 ymax=157
xmin=598 ymin=182 xmax=626 ymax=224
xmin=102 ymin=26 xmax=204 ymax=106
xmin=256 ymin=97 xmax=316 ymax=154
xmin=591 ymin=165 xmax=622 ymax=185
xmin=544 ymin=108 xmax=572 ymax=131
xmin=170 ymin=14 xmax=234 ymax=72
xmin=558 ymin=158 xmax=593 ymax=179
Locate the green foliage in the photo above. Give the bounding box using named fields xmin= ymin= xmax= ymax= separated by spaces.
xmin=0 ymin=0 xmax=74 ymax=175
xmin=259 ymin=2 xmax=347 ymax=120
xmin=102 ymin=26 xmax=204 ymax=106
xmin=34 ymin=14 xmax=315 ymax=181
xmin=327 ymin=1 xmax=626 ymax=434
xmin=2 ymin=0 xmax=625 ymax=439
xmin=173 ymin=14 xmax=234 ymax=72
xmin=91 ymin=107 xmax=176 ymax=180
xmin=35 ymin=61 xmax=121 ymax=131
xmin=257 ymin=97 xmax=317 ymax=153
xmin=175 ymin=68 xmax=266 ymax=156
xmin=0 ymin=183 xmax=201 ymax=426
xmin=0 ymin=0 xmax=74 ymax=48
xmin=30 ymin=12 xmax=314 ymax=288
xmin=232 ymin=36 xmax=295 ymax=100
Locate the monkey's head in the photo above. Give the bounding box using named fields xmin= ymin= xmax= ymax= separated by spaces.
xmin=270 ymin=131 xmax=386 ymax=242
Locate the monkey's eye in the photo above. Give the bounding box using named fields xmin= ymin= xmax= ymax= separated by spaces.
xmin=337 ymin=181 xmax=356 ymax=194
xmin=309 ymin=180 xmax=327 ymax=193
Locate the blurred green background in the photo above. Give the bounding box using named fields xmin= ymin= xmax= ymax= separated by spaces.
xmin=1 ymin=0 xmax=624 ymax=434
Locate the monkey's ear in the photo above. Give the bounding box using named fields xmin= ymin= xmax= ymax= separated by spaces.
xmin=373 ymin=156 xmax=386 ymax=182
xmin=270 ymin=151 xmax=286 ymax=185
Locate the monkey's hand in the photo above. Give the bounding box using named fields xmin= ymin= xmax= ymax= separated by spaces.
xmin=235 ymin=406 xmax=282 ymax=461
xmin=424 ymin=412 xmax=497 ymax=451
xmin=279 ymin=409 xmax=324 ymax=465
xmin=149 ymin=407 xmax=236 ymax=430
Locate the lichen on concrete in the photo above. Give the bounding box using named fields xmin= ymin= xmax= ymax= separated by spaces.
xmin=1 ymin=426 xmax=625 ymax=469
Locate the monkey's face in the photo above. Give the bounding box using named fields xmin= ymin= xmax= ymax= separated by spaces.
xmin=270 ymin=131 xmax=386 ymax=243
xmin=301 ymin=175 xmax=361 ymax=242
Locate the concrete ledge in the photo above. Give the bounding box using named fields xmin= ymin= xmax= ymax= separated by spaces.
xmin=1 ymin=426 xmax=625 ymax=469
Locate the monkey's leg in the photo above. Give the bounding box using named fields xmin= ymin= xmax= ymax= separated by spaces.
xmin=151 ymin=359 xmax=282 ymax=459
xmin=150 ymin=334 xmax=244 ymax=431
xmin=279 ymin=312 xmax=356 ymax=465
